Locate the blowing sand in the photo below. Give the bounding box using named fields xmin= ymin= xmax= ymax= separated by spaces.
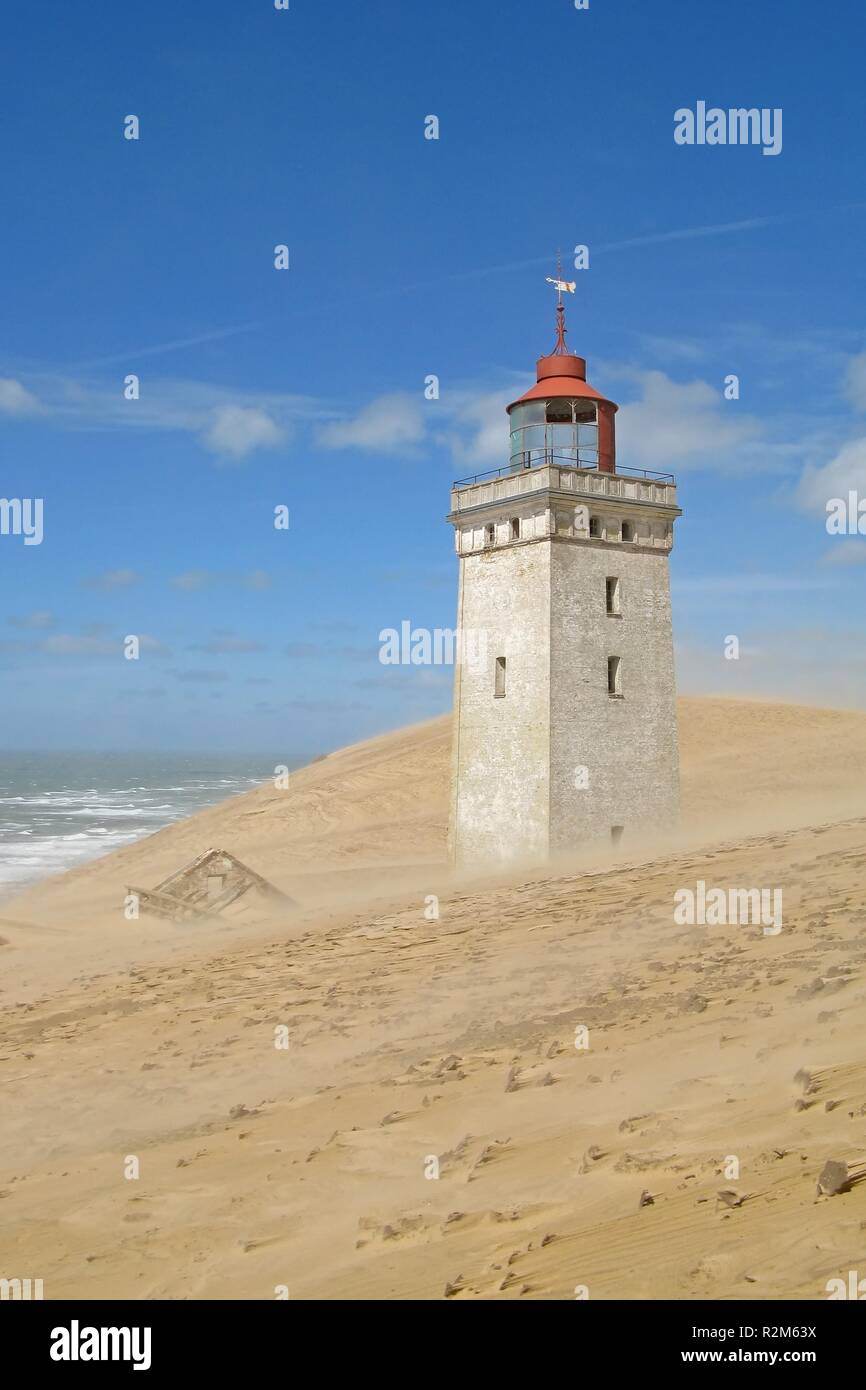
xmin=3 ymin=695 xmax=866 ymax=1299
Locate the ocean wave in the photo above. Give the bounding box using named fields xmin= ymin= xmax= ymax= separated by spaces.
xmin=0 ymin=759 xmax=271 ymax=899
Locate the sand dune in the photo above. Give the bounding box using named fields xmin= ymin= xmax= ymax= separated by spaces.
xmin=8 ymin=695 xmax=866 ymax=928
xmin=3 ymin=695 xmax=866 ymax=1300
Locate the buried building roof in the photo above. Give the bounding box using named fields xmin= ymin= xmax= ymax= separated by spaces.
xmin=128 ymin=847 xmax=294 ymax=922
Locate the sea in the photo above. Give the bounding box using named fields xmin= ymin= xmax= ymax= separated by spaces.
xmin=0 ymin=752 xmax=276 ymax=901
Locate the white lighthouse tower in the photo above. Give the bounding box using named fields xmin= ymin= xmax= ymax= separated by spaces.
xmin=447 ymin=292 xmax=682 ymax=867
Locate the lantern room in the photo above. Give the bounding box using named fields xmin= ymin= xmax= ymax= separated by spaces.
xmin=506 ymin=305 xmax=618 ymax=473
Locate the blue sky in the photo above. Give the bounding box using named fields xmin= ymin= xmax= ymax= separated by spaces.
xmin=2 ymin=0 xmax=866 ymax=753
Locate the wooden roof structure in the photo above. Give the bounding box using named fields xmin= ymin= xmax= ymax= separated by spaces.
xmin=127 ymin=847 xmax=292 ymax=922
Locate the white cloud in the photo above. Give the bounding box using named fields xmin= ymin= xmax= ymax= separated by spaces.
xmin=317 ymin=392 xmax=425 ymax=452
xmin=40 ymin=632 xmax=166 ymax=656
xmin=242 ymin=569 xmax=272 ymax=591
xmin=615 ymin=370 xmax=760 ymax=468
xmin=0 ymin=378 xmax=40 ymax=416
xmin=170 ymin=570 xmax=211 ymax=592
xmin=822 ymin=540 xmax=866 ymax=566
xmin=8 ymin=609 xmax=53 ymax=629
xmin=191 ymin=637 xmax=264 ymax=654
xmin=169 ymin=569 xmax=272 ymax=592
xmin=174 ymin=669 xmax=228 ymax=684
xmin=0 ymin=371 xmax=319 ymax=460
xmin=843 ymin=352 xmax=866 ymax=410
xmin=201 ymin=405 xmax=283 ymax=459
xmin=40 ymin=634 xmax=116 ymax=656
xmin=84 ymin=569 xmax=139 ymax=590
xmin=443 ymin=390 xmax=512 ymax=467
xmin=796 ymin=437 xmax=866 ymax=513
xmin=317 ymin=385 xmax=517 ymax=466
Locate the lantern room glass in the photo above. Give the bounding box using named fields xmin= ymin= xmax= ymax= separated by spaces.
xmin=509 ymin=399 xmax=599 ymax=470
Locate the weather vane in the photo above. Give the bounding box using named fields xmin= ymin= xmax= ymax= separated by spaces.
xmin=545 ymin=252 xmax=575 ymax=354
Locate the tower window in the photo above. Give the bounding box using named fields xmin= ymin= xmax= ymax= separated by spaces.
xmin=607 ymin=655 xmax=622 ymax=697
xmin=494 ymin=656 xmax=506 ymax=699
xmin=510 ymin=517 xmax=520 ymax=541
xmin=621 ymin=521 xmax=634 ymax=542
xmin=589 ymin=516 xmax=601 ymax=539
xmin=545 ymin=399 xmax=574 ymax=424
xmin=606 ymin=577 xmax=621 ymax=616
xmin=610 ymin=825 xmax=624 ymax=847
xmin=484 ymin=523 xmax=495 ymax=547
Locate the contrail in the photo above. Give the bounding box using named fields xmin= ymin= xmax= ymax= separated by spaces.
xmin=385 ymin=201 xmax=866 ymax=296
xmin=68 ymin=322 xmax=259 ymax=370
xmin=599 ymin=216 xmax=776 ymax=251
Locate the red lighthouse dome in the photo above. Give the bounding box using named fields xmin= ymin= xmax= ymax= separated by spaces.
xmin=506 ymin=301 xmax=618 ymax=473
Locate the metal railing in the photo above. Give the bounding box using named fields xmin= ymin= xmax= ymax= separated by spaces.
xmin=453 ymin=453 xmax=675 ymax=488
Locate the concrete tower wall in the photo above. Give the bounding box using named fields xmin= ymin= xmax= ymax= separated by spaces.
xmin=447 ymin=463 xmax=681 ymax=867
xmin=548 ymin=539 xmax=679 ymax=855
xmin=448 ymin=541 xmax=551 ymax=867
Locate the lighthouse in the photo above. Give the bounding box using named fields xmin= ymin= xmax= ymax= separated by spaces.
xmin=446 ymin=291 xmax=682 ymax=867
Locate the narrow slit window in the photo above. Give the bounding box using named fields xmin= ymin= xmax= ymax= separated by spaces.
xmin=606 ymin=576 xmax=620 ymax=615
xmin=494 ymin=656 xmax=507 ymax=699
xmin=611 ymin=825 xmax=624 ymax=847
xmin=484 ymin=523 xmax=496 ymax=547
xmin=510 ymin=517 xmax=520 ymax=540
xmin=607 ymin=655 xmax=622 ymax=697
